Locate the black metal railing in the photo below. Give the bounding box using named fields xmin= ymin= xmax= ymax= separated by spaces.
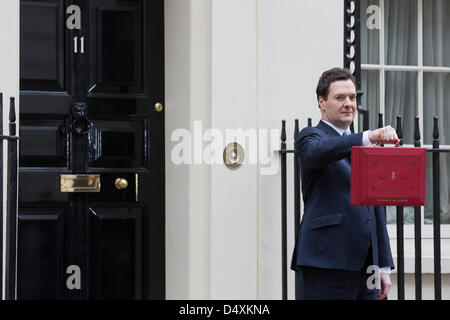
xmin=394 ymin=115 xmax=405 ymax=300
xmin=413 ymin=116 xmax=422 ymax=300
xmin=344 ymin=0 xmax=369 ymax=133
xmin=0 ymin=93 xmax=2 ymax=295
xmin=280 ymin=115 xmax=447 ymax=300
xmin=0 ymin=93 xmax=20 ymax=300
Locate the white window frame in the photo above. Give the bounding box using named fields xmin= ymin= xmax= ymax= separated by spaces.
xmin=360 ymin=0 xmax=450 ymax=242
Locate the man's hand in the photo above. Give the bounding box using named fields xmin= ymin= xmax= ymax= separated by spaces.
xmin=368 ymin=126 xmax=400 ymax=145
xmin=378 ymin=273 xmax=392 ymax=300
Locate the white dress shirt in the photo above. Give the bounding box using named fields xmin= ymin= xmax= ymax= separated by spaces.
xmin=321 ymin=120 xmax=372 ymax=146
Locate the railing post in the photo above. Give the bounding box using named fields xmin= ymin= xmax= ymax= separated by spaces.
xmin=378 ymin=113 xmax=384 ymax=148
xmin=413 ymin=116 xmax=422 ymax=300
xmin=280 ymin=120 xmax=287 ymax=300
xmin=432 ymin=116 xmax=441 ymax=300
xmin=0 ymin=93 xmax=3 ymax=297
xmin=377 ymin=113 xmax=387 ymax=223
xmin=6 ymin=97 xmax=18 ymax=300
xmin=395 ymin=115 xmax=405 ymax=300
xmin=293 ymin=119 xmax=300 ymax=300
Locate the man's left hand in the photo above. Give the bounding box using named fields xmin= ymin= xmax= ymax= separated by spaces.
xmin=378 ymin=273 xmax=391 ymax=300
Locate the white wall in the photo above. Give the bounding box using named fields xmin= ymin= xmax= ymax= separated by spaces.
xmin=210 ymin=0 xmax=258 ymax=299
xmin=165 ymin=0 xmax=212 ymax=299
xmin=165 ymin=0 xmax=344 ymax=299
xmin=0 ymin=0 xmax=19 ymax=300
xmin=256 ymin=0 xmax=344 ymax=299
xmin=209 ymin=0 xmax=345 ymax=300
xmin=165 ymin=0 xmax=191 ymax=299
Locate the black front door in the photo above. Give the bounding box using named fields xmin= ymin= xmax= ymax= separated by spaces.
xmin=18 ymin=0 xmax=164 ymax=299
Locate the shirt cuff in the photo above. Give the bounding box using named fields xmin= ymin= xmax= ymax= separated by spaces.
xmin=379 ymin=267 xmax=391 ymax=274
xmin=362 ymin=131 xmax=372 ymax=146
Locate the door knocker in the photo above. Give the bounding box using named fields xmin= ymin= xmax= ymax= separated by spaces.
xmin=71 ymin=102 xmax=92 ymax=135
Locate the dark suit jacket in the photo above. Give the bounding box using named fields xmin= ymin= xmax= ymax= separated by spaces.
xmin=291 ymin=120 xmax=395 ymax=272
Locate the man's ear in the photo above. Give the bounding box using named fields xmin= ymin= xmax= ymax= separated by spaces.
xmin=318 ymin=96 xmax=326 ymax=111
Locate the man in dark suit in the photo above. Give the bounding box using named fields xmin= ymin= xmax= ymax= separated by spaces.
xmin=291 ymin=67 xmax=397 ymax=300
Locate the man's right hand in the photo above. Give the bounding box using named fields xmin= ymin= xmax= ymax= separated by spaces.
xmin=368 ymin=126 xmax=400 ymax=145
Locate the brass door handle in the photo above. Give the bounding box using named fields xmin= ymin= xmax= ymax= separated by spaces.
xmin=115 ymin=178 xmax=128 ymax=190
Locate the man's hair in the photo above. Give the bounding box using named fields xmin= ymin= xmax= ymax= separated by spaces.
xmin=316 ymin=67 xmax=356 ymax=107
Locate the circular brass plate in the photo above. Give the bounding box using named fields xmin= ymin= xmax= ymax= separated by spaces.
xmin=223 ymin=142 xmax=244 ymax=169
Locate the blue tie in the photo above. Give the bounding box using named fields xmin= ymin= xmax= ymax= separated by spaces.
xmin=343 ymin=131 xmax=351 ymax=162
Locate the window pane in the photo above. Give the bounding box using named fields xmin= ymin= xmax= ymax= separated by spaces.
xmin=423 ymin=0 xmax=450 ymax=67
xmin=425 ymin=154 xmax=450 ymax=224
xmin=385 ymin=71 xmax=417 ymax=144
xmin=360 ymin=69 xmax=379 ymax=131
xmin=360 ymin=0 xmax=380 ymax=64
xmin=384 ymin=0 xmax=418 ymax=65
xmin=386 ymin=206 xmax=415 ymax=225
xmin=423 ymin=72 xmax=450 ymax=145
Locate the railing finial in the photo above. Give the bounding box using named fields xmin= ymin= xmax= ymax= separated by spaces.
xmin=396 ymin=115 xmax=403 ymax=145
xmin=378 ymin=113 xmax=384 ymax=129
xmin=9 ymin=97 xmax=16 ymax=136
xmin=433 ymin=116 xmax=439 ymax=140
xmin=414 ymin=116 xmax=421 ymax=147
xmin=433 ymin=116 xmax=439 ymax=149
xmin=294 ymin=119 xmax=299 ymax=143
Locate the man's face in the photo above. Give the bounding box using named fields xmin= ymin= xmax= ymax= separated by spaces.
xmin=318 ymin=79 xmax=357 ymax=130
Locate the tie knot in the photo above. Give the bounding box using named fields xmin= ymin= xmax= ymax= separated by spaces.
xmin=342 ymin=131 xmax=350 ymax=136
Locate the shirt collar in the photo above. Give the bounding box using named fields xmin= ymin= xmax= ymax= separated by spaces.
xmin=321 ymin=120 xmax=350 ymax=136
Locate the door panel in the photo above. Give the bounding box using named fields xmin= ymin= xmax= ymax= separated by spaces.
xmin=88 ymin=206 xmax=142 ymax=299
xmin=20 ymin=0 xmax=66 ymax=92
xmin=20 ymin=118 xmax=69 ymax=167
xmin=18 ymin=0 xmax=165 ymax=300
xmin=87 ymin=0 xmax=145 ymax=96
xmin=17 ymin=207 xmax=65 ymax=299
xmin=88 ymin=118 xmax=147 ymax=169
xmin=20 ymin=0 xmax=72 ymax=115
xmin=19 ymin=172 xmax=70 ymax=203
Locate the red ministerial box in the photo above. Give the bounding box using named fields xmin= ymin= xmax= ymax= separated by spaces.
xmin=350 ymin=146 xmax=426 ymax=206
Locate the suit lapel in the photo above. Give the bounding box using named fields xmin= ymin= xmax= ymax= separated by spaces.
xmin=317 ymin=120 xmax=341 ymax=137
